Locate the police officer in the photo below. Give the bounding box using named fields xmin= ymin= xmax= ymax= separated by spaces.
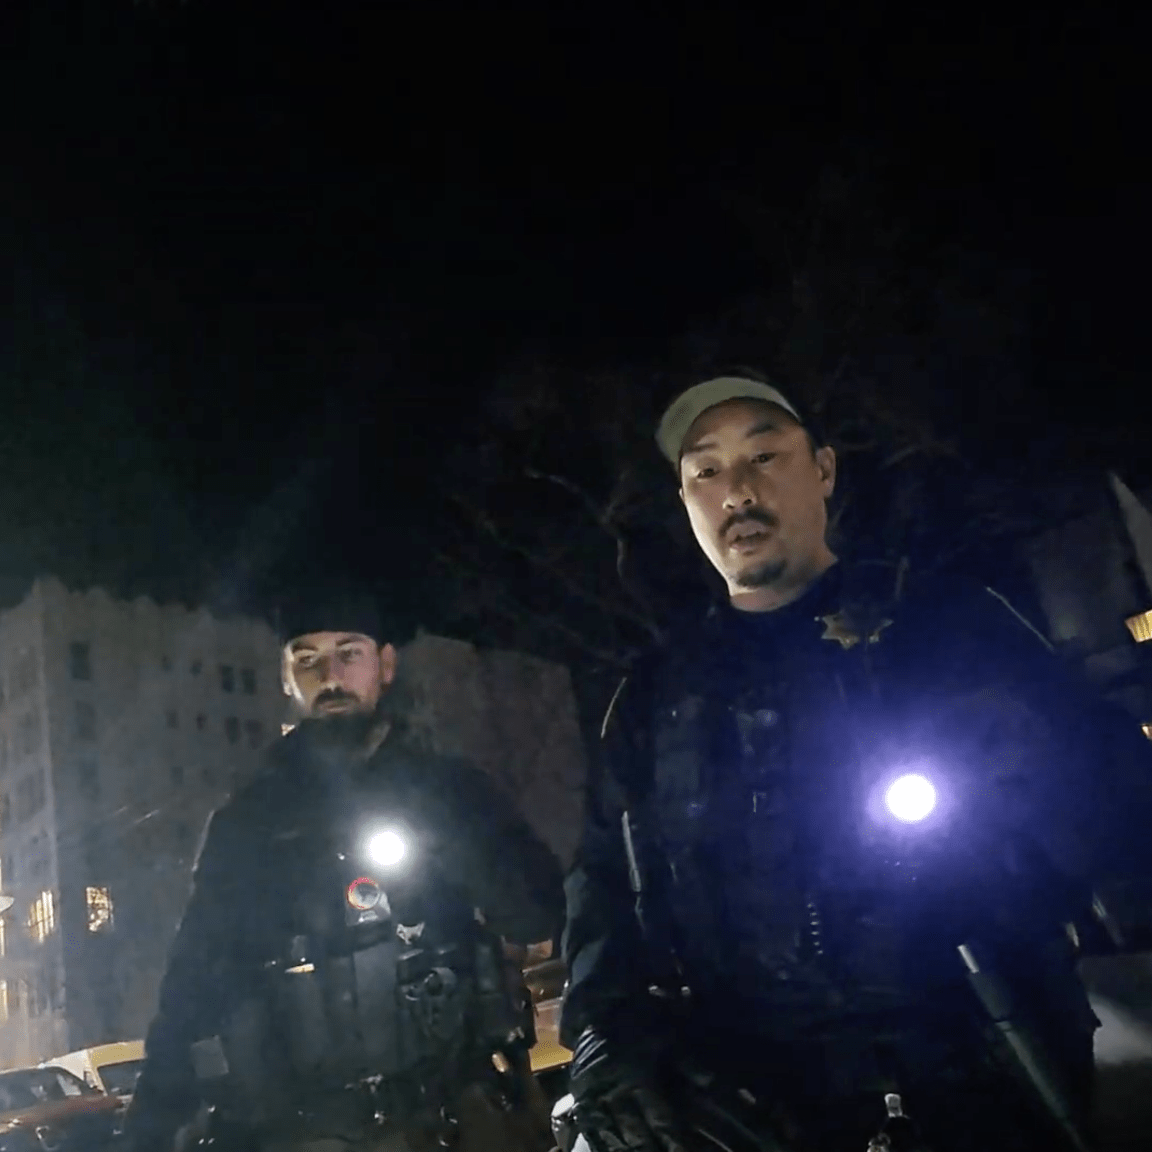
xmin=560 ymin=372 xmax=1152 ymax=1151
xmin=126 ymin=588 xmax=564 ymax=1152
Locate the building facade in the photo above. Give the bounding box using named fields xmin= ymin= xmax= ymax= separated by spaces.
xmin=0 ymin=578 xmax=285 ymax=1069
xmin=1023 ymin=480 xmax=1152 ymax=728
xmin=0 ymin=579 xmax=587 ymax=1070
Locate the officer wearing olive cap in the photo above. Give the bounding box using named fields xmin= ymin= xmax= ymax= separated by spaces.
xmin=126 ymin=586 xmax=563 ymax=1152
xmin=559 ymin=370 xmax=1152 ymax=1150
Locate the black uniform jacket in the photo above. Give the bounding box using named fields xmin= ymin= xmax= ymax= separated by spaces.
xmin=561 ymin=564 xmax=1152 ymax=1049
xmin=127 ymin=720 xmax=564 ymax=1146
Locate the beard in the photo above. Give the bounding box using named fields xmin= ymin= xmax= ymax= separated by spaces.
xmin=297 ymin=697 xmax=384 ymax=759
xmin=731 ymin=557 xmax=788 ymax=589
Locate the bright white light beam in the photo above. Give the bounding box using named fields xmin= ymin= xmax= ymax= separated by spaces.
xmin=885 ymin=774 xmax=937 ymax=823
xmin=366 ymin=828 xmax=407 ymax=867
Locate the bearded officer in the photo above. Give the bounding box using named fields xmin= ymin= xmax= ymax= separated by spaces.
xmin=126 ymin=588 xmax=564 ymax=1152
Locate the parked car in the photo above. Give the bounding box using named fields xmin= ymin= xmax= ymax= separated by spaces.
xmin=41 ymin=1042 xmax=145 ymax=1103
xmin=0 ymin=1065 xmax=121 ymax=1151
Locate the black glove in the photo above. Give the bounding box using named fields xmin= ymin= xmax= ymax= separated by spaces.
xmin=568 ymin=1024 xmax=688 ymax=1152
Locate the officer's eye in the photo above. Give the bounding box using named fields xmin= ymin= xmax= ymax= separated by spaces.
xmin=339 ymin=647 xmax=364 ymax=664
xmin=296 ymin=654 xmax=319 ymax=670
xmin=694 ymin=466 xmax=718 ymax=480
xmin=753 ymin=452 xmax=776 ymax=465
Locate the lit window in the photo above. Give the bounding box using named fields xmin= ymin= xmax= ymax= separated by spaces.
xmin=86 ymin=886 xmax=114 ymax=933
xmin=1142 ymin=723 xmax=1152 ymax=741
xmin=69 ymin=641 xmax=92 ymax=681
xmin=1125 ymin=609 xmax=1152 ymax=644
xmin=28 ymin=889 xmax=56 ymax=943
xmin=282 ymin=722 xmax=295 ymax=737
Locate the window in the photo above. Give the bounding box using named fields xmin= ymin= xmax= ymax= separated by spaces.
xmin=170 ymin=764 xmax=185 ymax=786
xmin=244 ymin=719 xmax=264 ymax=749
xmin=69 ymin=641 xmax=92 ymax=681
xmin=75 ymin=701 xmax=96 ymax=740
xmin=1125 ymin=609 xmax=1152 ymax=644
xmin=86 ymin=886 xmax=114 ymax=933
xmin=15 ymin=771 xmax=46 ymax=823
xmin=195 ymin=713 xmax=207 ymax=731
xmin=191 ymin=659 xmax=202 ymax=675
xmin=225 ymin=717 xmax=240 ymax=744
xmin=241 ymin=668 xmax=257 ymax=695
xmin=78 ymin=759 xmax=99 ymax=801
xmin=28 ymin=889 xmax=56 ymax=943
xmin=166 ymin=710 xmax=179 ymax=730
xmin=0 ymin=793 xmax=10 ymax=834
xmin=1142 ymin=723 xmax=1152 ymax=741
xmin=201 ymin=768 xmax=215 ymax=786
xmin=220 ymin=664 xmax=235 ymax=693
xmin=12 ymin=651 xmax=38 ymax=696
xmin=17 ymin=709 xmax=41 ymax=756
xmin=161 ymin=654 xmax=172 ymax=672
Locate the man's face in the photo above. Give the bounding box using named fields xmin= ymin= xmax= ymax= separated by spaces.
xmin=679 ymin=398 xmax=837 ymax=598
xmin=282 ymin=632 xmax=397 ymax=719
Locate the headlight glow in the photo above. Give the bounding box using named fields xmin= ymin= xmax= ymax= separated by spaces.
xmin=884 ymin=773 xmax=937 ymax=823
xmin=366 ymin=828 xmax=407 ymax=867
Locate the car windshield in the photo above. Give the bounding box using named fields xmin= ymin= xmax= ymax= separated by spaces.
xmin=0 ymin=1074 xmax=39 ymax=1113
xmin=97 ymin=1059 xmax=144 ymax=1096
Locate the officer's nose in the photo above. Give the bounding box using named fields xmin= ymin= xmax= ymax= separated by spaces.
xmin=721 ymin=466 xmax=758 ymax=510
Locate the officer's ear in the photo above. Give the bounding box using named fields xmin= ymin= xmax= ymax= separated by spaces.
xmin=815 ymin=444 xmax=836 ymax=499
xmin=378 ymin=643 xmax=398 ymax=689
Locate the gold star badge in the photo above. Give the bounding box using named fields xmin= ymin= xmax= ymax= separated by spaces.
xmin=818 ymin=611 xmax=893 ymax=651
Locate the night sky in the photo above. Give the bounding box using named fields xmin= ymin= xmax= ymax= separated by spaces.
xmin=3 ymin=2 xmax=1149 ymax=643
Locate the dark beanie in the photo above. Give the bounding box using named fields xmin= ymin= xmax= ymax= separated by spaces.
xmin=275 ymin=583 xmax=389 ymax=647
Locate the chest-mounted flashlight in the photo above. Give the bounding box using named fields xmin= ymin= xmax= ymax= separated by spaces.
xmin=884 ymin=773 xmax=937 ymax=823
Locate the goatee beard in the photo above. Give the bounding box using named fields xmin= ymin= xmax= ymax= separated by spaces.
xmin=298 ymin=702 xmax=383 ymax=758
xmin=733 ymin=558 xmax=787 ymax=589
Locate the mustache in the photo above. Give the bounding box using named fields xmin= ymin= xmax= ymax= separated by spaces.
xmin=315 ymin=688 xmax=358 ymax=706
xmin=718 ymin=508 xmax=778 ymax=538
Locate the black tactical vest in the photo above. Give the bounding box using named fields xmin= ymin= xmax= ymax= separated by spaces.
xmin=625 ymin=569 xmax=1006 ymax=1030
xmin=192 ymin=755 xmax=524 ymax=1129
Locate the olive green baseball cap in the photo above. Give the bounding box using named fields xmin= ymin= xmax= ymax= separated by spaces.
xmin=655 ymin=375 xmax=804 ymax=466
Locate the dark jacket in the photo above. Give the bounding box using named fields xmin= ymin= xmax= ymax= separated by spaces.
xmin=561 ymin=564 xmax=1152 ymax=1051
xmin=127 ymin=720 xmax=564 ymax=1148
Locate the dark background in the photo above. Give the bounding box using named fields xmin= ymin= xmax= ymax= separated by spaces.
xmin=3 ymin=2 xmax=1150 ymax=679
